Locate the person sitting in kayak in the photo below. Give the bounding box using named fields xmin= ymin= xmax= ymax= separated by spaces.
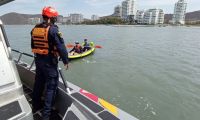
xmin=82 ymin=39 xmax=91 ymax=52
xmin=70 ymin=41 xmax=83 ymax=54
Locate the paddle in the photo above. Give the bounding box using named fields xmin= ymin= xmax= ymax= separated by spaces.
xmin=66 ymin=44 xmax=102 ymax=49
xmin=66 ymin=44 xmax=74 ymax=48
xmin=95 ymin=45 xmax=102 ymax=48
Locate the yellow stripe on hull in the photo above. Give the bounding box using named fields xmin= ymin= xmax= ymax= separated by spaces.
xmin=99 ymin=98 xmax=118 ymax=116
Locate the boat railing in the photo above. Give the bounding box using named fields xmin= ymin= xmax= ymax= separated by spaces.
xmin=11 ymin=49 xmax=35 ymax=70
xmin=11 ymin=49 xmax=71 ymax=94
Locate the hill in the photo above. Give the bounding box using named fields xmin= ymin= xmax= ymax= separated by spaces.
xmin=164 ymin=10 xmax=200 ymax=23
xmin=185 ymin=10 xmax=200 ymax=21
xmin=0 ymin=12 xmax=63 ymax=25
xmin=1 ymin=10 xmax=200 ymax=25
xmin=0 ymin=12 xmax=41 ymax=25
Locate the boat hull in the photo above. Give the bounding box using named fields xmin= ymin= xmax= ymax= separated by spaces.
xmin=15 ymin=55 xmax=138 ymax=120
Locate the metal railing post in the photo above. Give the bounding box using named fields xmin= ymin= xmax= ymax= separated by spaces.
xmin=29 ymin=59 xmax=35 ymax=70
xmin=17 ymin=53 xmax=23 ymax=64
xmin=58 ymin=68 xmax=71 ymax=94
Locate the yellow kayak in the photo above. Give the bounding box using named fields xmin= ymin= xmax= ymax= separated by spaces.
xmin=68 ymin=42 xmax=95 ymax=59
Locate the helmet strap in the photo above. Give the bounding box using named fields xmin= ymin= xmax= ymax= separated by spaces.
xmin=43 ymin=16 xmax=51 ymax=24
xmin=50 ymin=17 xmax=57 ymax=24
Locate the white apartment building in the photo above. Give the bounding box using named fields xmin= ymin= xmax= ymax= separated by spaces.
xmin=122 ymin=0 xmax=137 ymax=19
xmin=28 ymin=18 xmax=41 ymax=25
xmin=143 ymin=11 xmax=152 ymax=24
xmin=136 ymin=10 xmax=145 ymax=24
xmin=62 ymin=17 xmax=70 ymax=23
xmin=113 ymin=5 xmax=122 ymax=17
xmin=172 ymin=0 xmax=187 ymax=24
xmin=69 ymin=14 xmax=84 ymax=24
xmin=158 ymin=10 xmax=165 ymax=24
xmin=137 ymin=8 xmax=164 ymax=24
xmin=57 ymin=16 xmax=64 ymax=23
xmin=91 ymin=15 xmax=99 ymax=21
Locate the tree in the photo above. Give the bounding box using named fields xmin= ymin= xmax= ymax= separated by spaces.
xmin=82 ymin=17 xmax=126 ymax=25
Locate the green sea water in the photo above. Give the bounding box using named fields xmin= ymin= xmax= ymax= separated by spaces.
xmin=5 ymin=25 xmax=200 ymax=120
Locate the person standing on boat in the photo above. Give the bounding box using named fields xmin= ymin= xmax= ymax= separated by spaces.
xmin=31 ymin=6 xmax=69 ymax=120
xmin=82 ymin=39 xmax=91 ymax=52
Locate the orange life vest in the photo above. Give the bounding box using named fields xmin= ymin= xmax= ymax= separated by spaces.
xmin=74 ymin=45 xmax=82 ymax=53
xmin=31 ymin=25 xmax=58 ymax=56
xmin=75 ymin=45 xmax=81 ymax=49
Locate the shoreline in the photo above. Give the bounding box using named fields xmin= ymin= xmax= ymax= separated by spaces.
xmin=4 ymin=24 xmax=200 ymax=27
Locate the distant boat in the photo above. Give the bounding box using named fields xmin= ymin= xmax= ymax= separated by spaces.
xmin=68 ymin=42 xmax=95 ymax=59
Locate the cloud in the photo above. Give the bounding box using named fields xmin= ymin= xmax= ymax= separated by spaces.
xmin=0 ymin=0 xmax=199 ymax=17
xmin=84 ymin=0 xmax=121 ymax=6
xmin=138 ymin=0 xmax=198 ymax=13
xmin=13 ymin=0 xmax=41 ymax=4
xmin=140 ymin=0 xmax=177 ymax=5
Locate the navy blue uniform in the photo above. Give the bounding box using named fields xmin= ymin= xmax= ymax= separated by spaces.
xmin=83 ymin=42 xmax=91 ymax=51
xmin=32 ymin=23 xmax=68 ymax=119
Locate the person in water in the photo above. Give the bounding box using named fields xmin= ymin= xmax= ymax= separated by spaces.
xmin=70 ymin=41 xmax=83 ymax=54
xmin=82 ymin=39 xmax=91 ymax=52
xmin=31 ymin=6 xmax=69 ymax=120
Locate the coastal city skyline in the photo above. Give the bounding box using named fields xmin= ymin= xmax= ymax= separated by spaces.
xmin=0 ymin=0 xmax=199 ymax=18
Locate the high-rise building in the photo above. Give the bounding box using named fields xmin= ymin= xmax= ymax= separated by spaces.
xmin=69 ymin=14 xmax=83 ymax=24
xmin=172 ymin=0 xmax=187 ymax=24
xmin=143 ymin=11 xmax=152 ymax=24
xmin=57 ymin=16 xmax=64 ymax=23
xmin=158 ymin=10 xmax=165 ymax=24
xmin=122 ymin=0 xmax=137 ymax=19
xmin=149 ymin=9 xmax=164 ymax=24
xmin=91 ymin=15 xmax=99 ymax=21
xmin=113 ymin=5 xmax=122 ymax=18
xmin=136 ymin=10 xmax=145 ymax=24
xmin=137 ymin=8 xmax=164 ymax=25
xmin=62 ymin=17 xmax=70 ymax=24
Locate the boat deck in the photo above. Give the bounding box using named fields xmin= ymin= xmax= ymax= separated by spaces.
xmin=14 ymin=49 xmax=138 ymax=120
xmin=22 ymin=84 xmax=62 ymax=120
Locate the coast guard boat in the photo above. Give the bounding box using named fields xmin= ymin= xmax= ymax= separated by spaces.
xmin=0 ymin=0 xmax=138 ymax=119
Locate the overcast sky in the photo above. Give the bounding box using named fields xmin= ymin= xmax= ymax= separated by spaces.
xmin=0 ymin=0 xmax=199 ymax=18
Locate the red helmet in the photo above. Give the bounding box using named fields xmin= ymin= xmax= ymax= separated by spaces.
xmin=42 ymin=6 xmax=59 ymax=18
